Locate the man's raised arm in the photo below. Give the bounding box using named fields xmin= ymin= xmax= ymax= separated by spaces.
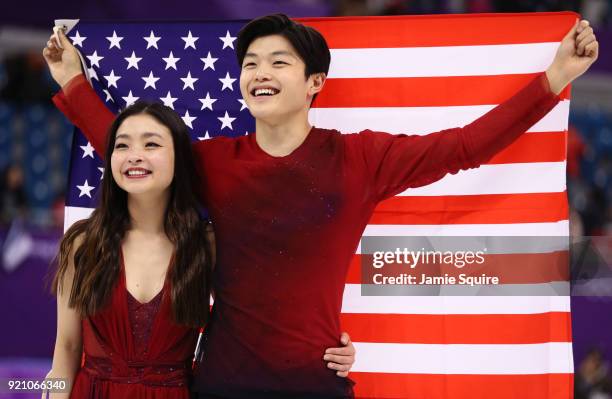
xmin=356 ymin=19 xmax=598 ymax=202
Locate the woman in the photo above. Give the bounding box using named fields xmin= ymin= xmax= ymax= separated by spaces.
xmin=46 ymin=101 xmax=355 ymax=398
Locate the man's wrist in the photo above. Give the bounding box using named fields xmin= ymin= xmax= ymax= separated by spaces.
xmin=545 ymin=66 xmax=569 ymax=96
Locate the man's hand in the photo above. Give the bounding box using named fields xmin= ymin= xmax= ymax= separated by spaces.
xmin=546 ymin=19 xmax=599 ymax=95
xmin=323 ymin=332 xmax=356 ymax=378
xmin=42 ymin=27 xmax=83 ymax=88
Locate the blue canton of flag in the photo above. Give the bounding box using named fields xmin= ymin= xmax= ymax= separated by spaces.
xmin=65 ymin=21 xmax=254 ymax=209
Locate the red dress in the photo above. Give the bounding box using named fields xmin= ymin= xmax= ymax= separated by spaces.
xmin=69 ymin=255 xmax=199 ymax=398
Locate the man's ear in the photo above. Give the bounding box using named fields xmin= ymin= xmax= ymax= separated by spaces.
xmin=309 ymin=72 xmax=326 ymax=96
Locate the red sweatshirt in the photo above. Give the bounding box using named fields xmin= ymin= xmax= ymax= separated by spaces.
xmin=53 ymin=73 xmax=559 ymax=398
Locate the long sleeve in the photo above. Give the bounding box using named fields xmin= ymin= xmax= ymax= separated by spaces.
xmin=357 ymin=72 xmax=561 ymax=202
xmin=52 ymin=74 xmax=116 ymax=158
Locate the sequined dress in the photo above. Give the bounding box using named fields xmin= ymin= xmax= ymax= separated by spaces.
xmin=69 ymin=253 xmax=198 ymax=398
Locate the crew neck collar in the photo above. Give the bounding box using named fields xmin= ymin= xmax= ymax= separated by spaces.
xmin=249 ymin=126 xmax=319 ymax=161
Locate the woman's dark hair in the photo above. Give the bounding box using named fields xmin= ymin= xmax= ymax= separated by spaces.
xmin=236 ymin=13 xmax=331 ymax=103
xmin=52 ymin=101 xmax=211 ymax=328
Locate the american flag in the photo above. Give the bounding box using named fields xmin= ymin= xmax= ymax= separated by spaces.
xmin=63 ymin=12 xmax=574 ymax=399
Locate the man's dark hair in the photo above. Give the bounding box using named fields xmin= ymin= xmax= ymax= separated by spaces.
xmin=236 ymin=13 xmax=331 ymax=81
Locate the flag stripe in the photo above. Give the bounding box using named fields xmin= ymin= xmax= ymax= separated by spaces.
xmin=362 ymin=221 xmax=569 ymax=236
xmin=309 ymin=100 xmax=569 ymax=134
xmin=349 ymin=372 xmax=573 ymax=399
xmin=350 ymin=252 xmax=569 ymax=285
xmin=351 ymin=342 xmax=573 ymax=374
xmin=316 ymin=75 xmax=571 ymax=107
xmin=300 ymin=12 xmax=576 ymax=48
xmin=64 ymin=206 xmax=94 ymax=232
xmin=340 ymin=312 xmax=571 ymax=344
xmin=397 ymin=162 xmax=566 ymax=196
xmin=487 ymin=132 xmax=567 ymax=164
xmin=357 ymin=236 xmax=569 ymax=255
xmin=372 ymin=192 xmax=569 ymax=224
xmin=341 ymin=284 xmax=570 ymax=314
xmin=354 ymin=282 xmax=570 ymax=299
xmin=327 ymin=43 xmax=559 ymax=78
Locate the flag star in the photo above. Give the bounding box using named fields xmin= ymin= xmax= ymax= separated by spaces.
xmin=198 ymin=92 xmax=217 ymax=111
xmin=181 ymin=110 xmax=196 ymax=129
xmin=103 ymin=89 xmax=114 ymax=103
xmin=219 ymin=30 xmax=236 ymax=49
xmin=218 ymin=111 xmax=236 ymax=130
xmin=103 ymin=70 xmax=121 ymax=88
xmin=181 ymin=30 xmax=199 ymax=49
xmin=125 ymin=51 xmax=142 ymax=70
xmin=197 ymin=131 xmax=210 ymax=140
xmin=219 ymin=72 xmax=236 ymax=91
xmin=87 ymin=67 xmax=99 ymax=81
xmin=106 ymin=30 xmax=123 ymax=49
xmin=142 ymin=71 xmax=160 ymax=90
xmin=86 ymin=51 xmax=104 ymax=68
xmin=162 ymin=51 xmax=180 ymax=70
xmin=69 ymin=31 xmax=86 ymax=47
xmin=76 ymin=179 xmax=95 ymax=198
xmin=200 ymin=51 xmax=218 ymax=71
xmin=98 ymin=167 xmax=105 ymax=180
xmin=80 ymin=142 xmax=95 ymax=159
xmin=160 ymin=91 xmax=177 ymax=109
xmin=143 ymin=30 xmax=161 ymax=49
xmin=181 ymin=71 xmax=198 ymax=91
xmin=122 ymin=90 xmax=139 ymax=107
xmin=238 ymin=98 xmax=248 ymax=111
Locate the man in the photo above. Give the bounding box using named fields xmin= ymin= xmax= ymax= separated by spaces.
xmin=44 ymin=13 xmax=598 ymax=398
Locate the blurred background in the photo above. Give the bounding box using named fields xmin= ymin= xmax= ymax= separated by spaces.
xmin=0 ymin=1 xmax=610 ymax=398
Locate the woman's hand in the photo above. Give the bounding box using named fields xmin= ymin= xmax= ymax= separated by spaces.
xmin=323 ymin=332 xmax=355 ymax=378
xmin=42 ymin=27 xmax=83 ymax=88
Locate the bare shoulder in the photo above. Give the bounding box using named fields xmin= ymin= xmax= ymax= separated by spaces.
xmin=73 ymin=232 xmax=86 ymax=249
xmin=61 ymin=231 xmax=86 ymax=279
